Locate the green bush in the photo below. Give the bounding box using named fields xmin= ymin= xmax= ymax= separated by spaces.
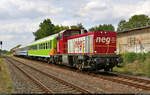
xmin=124 ymin=52 xmax=137 ymax=63
xmin=115 ymin=52 xmax=150 ymax=78
xmin=137 ymin=53 xmax=146 ymax=62
xmin=146 ymin=52 xmax=150 ymax=58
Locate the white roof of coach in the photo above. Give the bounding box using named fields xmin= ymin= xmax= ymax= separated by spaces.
xmin=28 ymin=32 xmax=60 ymax=45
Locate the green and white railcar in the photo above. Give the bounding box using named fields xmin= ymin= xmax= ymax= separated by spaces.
xmin=27 ymin=33 xmax=58 ymax=57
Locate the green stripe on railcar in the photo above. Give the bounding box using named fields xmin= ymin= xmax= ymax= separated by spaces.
xmin=28 ymin=37 xmax=57 ymax=57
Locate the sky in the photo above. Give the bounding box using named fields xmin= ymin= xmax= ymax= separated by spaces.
xmin=1 ymin=0 xmax=150 ymax=51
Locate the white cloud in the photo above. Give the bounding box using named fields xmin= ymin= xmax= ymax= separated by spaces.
xmin=78 ymin=0 xmax=150 ymax=23
xmin=0 ymin=21 xmax=39 ymax=34
xmin=1 ymin=0 xmax=150 ymax=50
xmin=0 ymin=0 xmax=63 ymax=20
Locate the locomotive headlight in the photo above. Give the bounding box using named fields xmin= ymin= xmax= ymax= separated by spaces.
xmin=95 ymin=51 xmax=97 ymax=53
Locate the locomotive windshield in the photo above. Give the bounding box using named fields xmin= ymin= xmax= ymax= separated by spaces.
xmin=64 ymin=29 xmax=81 ymax=37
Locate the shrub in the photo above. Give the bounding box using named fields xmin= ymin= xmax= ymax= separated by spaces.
xmin=124 ymin=52 xmax=137 ymax=63
xmin=146 ymin=52 xmax=150 ymax=58
xmin=137 ymin=53 xmax=146 ymax=62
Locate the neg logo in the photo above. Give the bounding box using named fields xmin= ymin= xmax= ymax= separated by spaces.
xmin=96 ymin=37 xmax=110 ymax=44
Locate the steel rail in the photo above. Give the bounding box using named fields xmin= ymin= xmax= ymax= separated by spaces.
xmin=7 ymin=56 xmax=90 ymax=94
xmin=5 ymin=57 xmax=52 ymax=94
xmin=13 ymin=56 xmax=150 ymax=91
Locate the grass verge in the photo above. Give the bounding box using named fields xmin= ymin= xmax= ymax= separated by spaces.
xmin=0 ymin=58 xmax=13 ymax=93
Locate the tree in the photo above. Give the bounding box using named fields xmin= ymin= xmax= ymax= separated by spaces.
xmin=53 ymin=25 xmax=69 ymax=34
xmin=70 ymin=23 xmax=85 ymax=29
xmin=89 ymin=24 xmax=115 ymax=32
xmin=33 ymin=19 xmax=56 ymax=40
xmin=117 ymin=14 xmax=150 ymax=32
xmin=117 ymin=19 xmax=127 ymax=32
xmin=33 ymin=19 xmax=70 ymax=40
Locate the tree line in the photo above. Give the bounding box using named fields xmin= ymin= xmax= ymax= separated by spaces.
xmin=32 ymin=14 xmax=150 ymax=40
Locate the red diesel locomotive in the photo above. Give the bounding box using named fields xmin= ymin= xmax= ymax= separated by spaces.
xmin=52 ymin=29 xmax=123 ymax=71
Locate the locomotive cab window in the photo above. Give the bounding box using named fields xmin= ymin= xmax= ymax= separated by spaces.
xmin=64 ymin=30 xmax=81 ymax=37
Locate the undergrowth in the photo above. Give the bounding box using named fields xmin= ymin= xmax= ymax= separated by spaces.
xmin=114 ymin=52 xmax=150 ymax=78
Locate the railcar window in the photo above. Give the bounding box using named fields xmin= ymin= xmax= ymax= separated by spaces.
xmin=41 ymin=43 xmax=42 ymax=49
xmin=50 ymin=40 xmax=52 ymax=49
xmin=48 ymin=42 xmax=49 ymax=49
xmin=39 ymin=44 xmax=41 ymax=50
xmin=40 ymin=43 xmax=42 ymax=49
xmin=48 ymin=41 xmax=50 ymax=49
xmin=46 ymin=42 xmax=48 ymax=49
xmin=42 ymin=43 xmax=44 ymax=49
xmin=44 ymin=43 xmax=45 ymax=49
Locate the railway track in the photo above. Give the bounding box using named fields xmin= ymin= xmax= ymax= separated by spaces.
xmin=90 ymin=72 xmax=150 ymax=91
xmin=4 ymin=56 xmax=90 ymax=94
xmin=12 ymin=56 xmax=150 ymax=91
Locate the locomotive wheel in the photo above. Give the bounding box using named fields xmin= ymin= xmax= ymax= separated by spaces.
xmin=78 ymin=64 xmax=83 ymax=71
xmin=78 ymin=61 xmax=85 ymax=71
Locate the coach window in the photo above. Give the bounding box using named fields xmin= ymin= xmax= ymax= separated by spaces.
xmin=42 ymin=43 xmax=44 ymax=49
xmin=41 ymin=43 xmax=42 ymax=49
xmin=46 ymin=42 xmax=48 ymax=49
xmin=39 ymin=44 xmax=41 ymax=49
xmin=49 ymin=40 xmax=52 ymax=49
xmin=44 ymin=43 xmax=45 ymax=49
xmin=48 ymin=41 xmax=50 ymax=49
xmin=35 ymin=45 xmax=37 ymax=50
xmin=39 ymin=44 xmax=40 ymax=50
